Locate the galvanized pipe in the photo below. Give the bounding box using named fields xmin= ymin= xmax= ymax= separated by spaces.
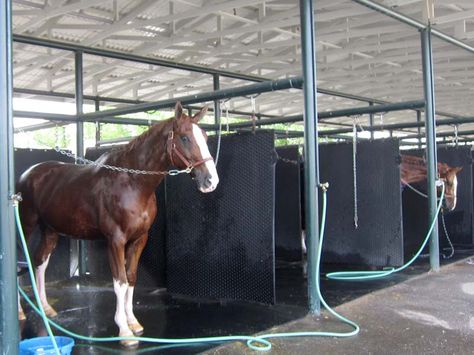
xmin=421 ymin=27 xmax=440 ymax=272
xmin=75 ymin=50 xmax=88 ymax=276
xmin=219 ymin=100 xmax=424 ymax=130
xmin=80 ymin=77 xmax=303 ymax=121
xmin=300 ymin=0 xmax=320 ymax=314
xmin=14 ymin=88 xmax=142 ymax=105
xmin=0 ymin=0 xmax=20 ymax=352
xmin=352 ymin=0 xmax=474 ymax=55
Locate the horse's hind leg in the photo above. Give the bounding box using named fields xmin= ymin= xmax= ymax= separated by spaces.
xmin=108 ymin=237 xmax=138 ymax=347
xmin=124 ymin=233 xmax=148 ymax=336
xmin=34 ymin=227 xmax=59 ymax=317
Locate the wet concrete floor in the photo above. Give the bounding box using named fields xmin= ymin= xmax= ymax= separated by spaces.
xmin=19 ymin=253 xmax=473 ymax=354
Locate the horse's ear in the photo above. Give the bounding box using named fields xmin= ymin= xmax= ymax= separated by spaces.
xmin=174 ymin=101 xmax=183 ymax=120
xmin=453 ymin=166 xmax=463 ymax=174
xmin=192 ymin=105 xmax=208 ymax=122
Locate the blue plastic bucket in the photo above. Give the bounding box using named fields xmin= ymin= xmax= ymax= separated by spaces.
xmin=19 ymin=336 xmax=75 ymax=355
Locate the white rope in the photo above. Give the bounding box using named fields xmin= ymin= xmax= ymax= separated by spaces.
xmin=214 ymin=101 xmax=224 ymax=167
xmin=454 ymin=125 xmax=459 ymax=147
xmin=352 ymin=117 xmax=358 ymax=229
xmin=440 ymin=212 xmax=454 ymax=259
xmin=402 ymin=179 xmax=455 ymax=258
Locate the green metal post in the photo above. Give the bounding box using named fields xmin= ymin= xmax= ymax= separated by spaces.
xmin=421 ymin=27 xmax=440 ymax=272
xmin=0 ymin=0 xmax=20 ymax=352
xmin=75 ymin=51 xmax=88 ymax=276
xmin=299 ymin=0 xmax=320 ymax=314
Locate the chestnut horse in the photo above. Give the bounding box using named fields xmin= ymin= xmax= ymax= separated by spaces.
xmin=17 ymin=102 xmax=219 ymax=346
xmin=400 ymin=154 xmax=462 ymax=211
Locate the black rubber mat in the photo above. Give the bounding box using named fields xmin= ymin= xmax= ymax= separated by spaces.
xmin=319 ymin=139 xmax=404 ymax=267
xmin=166 ymin=131 xmax=276 ymax=304
xmin=275 ymin=146 xmax=302 ymax=261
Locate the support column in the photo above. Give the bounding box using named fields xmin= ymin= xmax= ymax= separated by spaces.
xmin=0 ymin=0 xmax=20 ymax=352
xmin=421 ymin=27 xmax=440 ymax=271
xmin=75 ymin=51 xmax=88 ymax=275
xmin=299 ymin=0 xmax=320 ymax=314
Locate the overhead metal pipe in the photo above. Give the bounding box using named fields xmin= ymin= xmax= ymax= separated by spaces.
xmin=214 ymin=100 xmax=424 ymax=130
xmin=0 ymin=0 xmax=20 ymax=352
xmin=14 ymin=88 xmax=142 ymax=105
xmin=80 ymin=77 xmax=303 ymax=121
xmin=421 ymin=27 xmax=440 ymax=271
xmin=300 ymin=0 xmax=320 ymax=314
xmin=352 ymin=0 xmax=474 ymax=55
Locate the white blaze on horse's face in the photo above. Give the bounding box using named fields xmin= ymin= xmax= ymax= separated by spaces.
xmin=451 ymin=175 xmax=458 ymax=210
xmin=192 ymin=123 xmax=219 ymax=193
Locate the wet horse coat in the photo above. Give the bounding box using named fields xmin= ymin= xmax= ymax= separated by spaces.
xmin=17 ymin=102 xmax=218 ymax=346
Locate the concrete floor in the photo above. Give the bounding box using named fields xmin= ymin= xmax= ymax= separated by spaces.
xmin=19 ymin=257 xmax=474 ymax=354
xmin=206 ymin=257 xmax=474 ymax=355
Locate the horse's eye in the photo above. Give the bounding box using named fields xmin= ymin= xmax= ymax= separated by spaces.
xmin=181 ymin=136 xmax=190 ymax=143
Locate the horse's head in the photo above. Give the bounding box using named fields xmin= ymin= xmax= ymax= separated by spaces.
xmin=440 ymin=166 xmax=462 ymax=211
xmin=169 ymin=101 xmax=219 ymax=193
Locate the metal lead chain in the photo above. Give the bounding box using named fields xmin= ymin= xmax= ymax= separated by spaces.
xmin=52 ymin=145 xmax=192 ymax=176
xmin=15 ymin=127 xmax=192 ymax=176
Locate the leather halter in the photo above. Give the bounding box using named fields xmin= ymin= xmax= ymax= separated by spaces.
xmin=166 ymin=131 xmax=213 ymax=170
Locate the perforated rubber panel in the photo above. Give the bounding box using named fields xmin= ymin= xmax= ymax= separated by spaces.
xmin=165 ymin=131 xmax=276 ymax=304
xmin=275 ymin=146 xmax=302 ymax=261
xmin=15 ymin=148 xmax=75 ymax=282
xmin=403 ymin=147 xmax=473 ymax=258
xmin=84 ymin=147 xmax=166 ymax=287
xmin=319 ymin=139 xmax=404 ymax=267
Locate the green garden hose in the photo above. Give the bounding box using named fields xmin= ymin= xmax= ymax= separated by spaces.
xmin=15 ymin=182 xmax=445 ymax=353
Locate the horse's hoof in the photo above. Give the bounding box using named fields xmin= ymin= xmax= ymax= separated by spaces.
xmin=43 ymin=305 xmax=58 ymax=318
xmin=119 ymin=330 xmax=138 ymax=348
xmin=129 ymin=322 xmax=144 ymax=336
xmin=120 ymin=338 xmax=139 ymax=348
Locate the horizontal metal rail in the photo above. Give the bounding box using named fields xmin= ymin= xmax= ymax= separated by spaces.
xmin=352 ymin=0 xmax=474 ymax=55
xmin=79 ymin=77 xmax=303 ymax=120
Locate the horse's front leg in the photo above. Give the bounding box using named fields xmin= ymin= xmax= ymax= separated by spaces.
xmin=125 ymin=233 xmax=149 ymax=336
xmin=107 ymin=238 xmax=138 ymax=347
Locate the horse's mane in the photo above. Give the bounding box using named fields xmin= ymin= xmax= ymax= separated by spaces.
xmin=97 ymin=118 xmax=173 ymax=164
xmin=400 ymin=154 xmax=453 ymax=184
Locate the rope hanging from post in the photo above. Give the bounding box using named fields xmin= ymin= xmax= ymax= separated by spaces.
xmin=352 ymin=117 xmax=359 ymax=229
xmin=454 ymin=124 xmax=459 ymax=147
xmin=250 ymin=96 xmax=256 ymax=133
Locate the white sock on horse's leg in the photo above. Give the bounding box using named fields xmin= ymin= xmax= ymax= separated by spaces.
xmin=114 ymin=279 xmax=138 ymax=346
xmin=18 ymin=288 xmax=26 ymax=321
xmin=125 ymin=286 xmax=143 ymax=335
xmin=35 ymin=254 xmax=57 ymax=317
